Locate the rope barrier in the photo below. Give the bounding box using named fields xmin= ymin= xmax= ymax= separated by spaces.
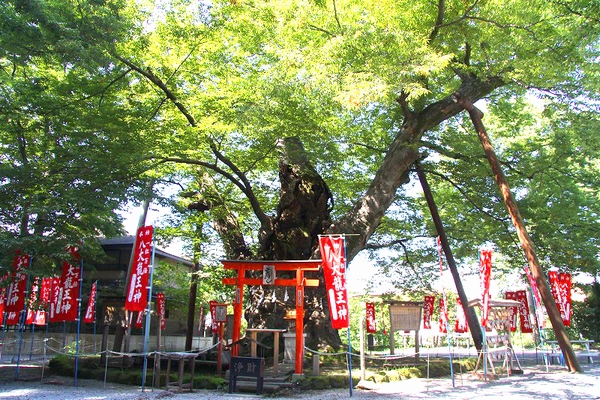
xmin=304 ymin=346 xmax=418 ymax=360
xmin=42 ymin=340 xmax=221 ymax=359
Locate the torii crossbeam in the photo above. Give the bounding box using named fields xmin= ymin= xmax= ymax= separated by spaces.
xmin=221 ymin=260 xmax=321 ymax=375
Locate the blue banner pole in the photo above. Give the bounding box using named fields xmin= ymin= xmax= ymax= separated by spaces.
xmin=74 ymin=242 xmax=84 ymax=387
xmin=141 ymin=243 xmax=156 ymax=392
xmin=93 ymin=281 xmax=98 ymax=354
xmin=15 ymin=255 xmax=33 ymax=380
xmin=344 ymin=236 xmax=353 ymax=397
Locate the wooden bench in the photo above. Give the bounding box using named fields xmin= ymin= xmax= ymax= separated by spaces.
xmin=545 ymin=339 xmax=596 ymax=365
xmin=228 ymin=356 xmax=265 ymax=395
xmin=162 ymin=352 xmax=197 ymax=392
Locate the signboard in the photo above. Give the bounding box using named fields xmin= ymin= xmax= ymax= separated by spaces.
xmin=156 ymin=292 xmax=166 ymax=331
xmin=215 ymin=304 xmax=227 ymax=323
xmin=389 ymin=302 xmax=422 ymax=332
xmin=262 ymin=265 xmax=275 ymax=285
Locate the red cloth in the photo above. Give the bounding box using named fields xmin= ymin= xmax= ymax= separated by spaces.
xmin=516 ymin=290 xmax=533 ymax=333
xmin=505 ymin=291 xmax=518 ymax=332
xmin=125 ymin=226 xmax=154 ymax=312
xmin=319 ymin=236 xmax=349 ymax=329
xmin=84 ymin=281 xmax=97 ymax=323
xmin=5 ymin=254 xmax=30 ymax=325
xmin=423 ymin=295 xmax=435 ymax=329
xmin=479 ymin=249 xmax=493 ymax=327
xmin=454 ymin=298 xmax=468 ymax=333
xmin=439 ymin=297 xmax=448 ymax=334
xmin=50 ymin=247 xmax=81 ymax=322
xmin=366 ymin=302 xmax=376 ymax=333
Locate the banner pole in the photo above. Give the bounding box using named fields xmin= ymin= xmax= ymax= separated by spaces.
xmin=93 ymin=281 xmax=98 ymax=354
xmin=343 ymin=236 xmax=353 ymax=397
xmin=28 ymin=323 xmax=35 ymax=361
xmin=15 ymin=256 xmax=32 ymax=380
xmin=74 ymin=243 xmax=84 ymax=387
xmin=141 ymin=242 xmax=156 ymax=392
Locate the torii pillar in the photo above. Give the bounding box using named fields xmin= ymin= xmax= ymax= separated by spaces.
xmin=221 ymin=260 xmax=321 ymax=375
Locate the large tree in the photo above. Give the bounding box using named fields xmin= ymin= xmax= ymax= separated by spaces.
xmin=113 ymin=1 xmax=599 ymax=348
xmin=2 ymin=0 xmax=599 ymax=351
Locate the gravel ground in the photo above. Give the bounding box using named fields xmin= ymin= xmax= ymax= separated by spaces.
xmin=0 ymin=363 xmax=599 ymax=399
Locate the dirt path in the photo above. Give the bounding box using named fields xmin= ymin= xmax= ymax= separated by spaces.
xmin=1 ymin=363 xmax=599 ymax=399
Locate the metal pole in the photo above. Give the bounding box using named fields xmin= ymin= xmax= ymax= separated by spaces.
xmin=28 ymin=320 xmax=35 ymax=361
xmin=15 ymin=256 xmax=32 ymax=380
xmin=344 ymin=236 xmax=353 ymax=397
xmin=74 ymin=244 xmax=84 ymax=387
xmin=93 ymin=281 xmax=98 ymax=354
xmin=359 ymin=316 xmax=365 ymax=382
xmin=141 ymin=242 xmax=156 ymax=392
xmin=347 ymin=327 xmax=353 ymax=397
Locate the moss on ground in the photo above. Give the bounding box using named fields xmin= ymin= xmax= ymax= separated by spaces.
xmin=49 ymin=354 xmax=476 ymax=392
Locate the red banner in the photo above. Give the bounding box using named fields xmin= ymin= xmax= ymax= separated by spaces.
xmin=209 ymin=300 xmax=218 ymax=334
xmin=50 ymin=247 xmax=81 ymax=322
xmin=423 ymin=295 xmax=435 ymax=329
xmin=479 ymin=249 xmax=493 ymax=328
xmin=48 ymin=277 xmax=61 ymax=322
xmin=438 ymin=297 xmax=448 ymax=334
xmin=134 ymin=310 xmax=144 ymax=329
xmin=157 ymin=292 xmax=166 ymax=331
xmin=505 ymin=291 xmax=518 ymax=332
xmin=84 ymin=281 xmax=97 ymax=323
xmin=125 ymin=226 xmax=154 ymax=312
xmin=319 ymin=236 xmax=349 ymax=330
xmin=366 ymin=302 xmax=376 ymax=333
xmin=548 ymin=271 xmax=572 ymax=326
xmin=515 ymin=290 xmax=532 ymax=333
xmin=524 ymin=265 xmax=545 ymax=328
xmin=33 ymin=277 xmax=52 ymax=326
xmin=26 ymin=277 xmax=41 ymax=325
xmin=4 ymin=255 xmax=30 ymax=325
xmin=197 ymin=306 xmax=205 ymax=335
xmin=454 ymin=298 xmax=468 ymax=333
xmin=0 ymin=272 xmax=7 ymax=326
xmin=559 ymin=273 xmax=572 ymax=326
xmin=5 ymin=253 xmax=30 ymax=325
xmin=548 ymin=271 xmax=562 ymax=314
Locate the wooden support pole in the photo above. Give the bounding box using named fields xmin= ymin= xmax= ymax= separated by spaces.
xmin=457 ymin=97 xmax=581 ymax=373
xmin=415 ymin=162 xmax=484 ymax=351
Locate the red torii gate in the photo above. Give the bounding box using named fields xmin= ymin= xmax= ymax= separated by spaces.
xmin=221 ymin=260 xmax=321 ymax=375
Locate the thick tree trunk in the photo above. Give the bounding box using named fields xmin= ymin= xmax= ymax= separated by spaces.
xmin=245 ymin=136 xmax=341 ymax=350
xmin=458 ymin=97 xmax=582 ymax=373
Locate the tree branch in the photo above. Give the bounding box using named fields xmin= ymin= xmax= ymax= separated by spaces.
xmin=115 ymin=54 xmax=197 ymax=127
xmin=116 ymin=54 xmax=271 ymax=227
xmin=428 ymin=0 xmax=445 ymax=43
xmin=155 ymin=156 xmax=271 ymax=226
xmin=416 ymin=167 xmax=509 ymax=224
